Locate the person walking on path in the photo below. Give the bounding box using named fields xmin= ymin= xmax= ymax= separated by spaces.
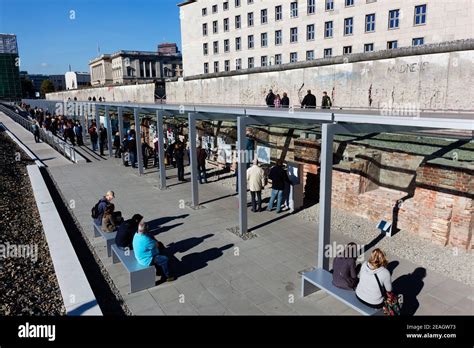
xmin=89 ymin=125 xmax=98 ymax=151
xmin=247 ymin=159 xmax=265 ymax=212
xmin=128 ymin=130 xmax=137 ymax=168
xmin=274 ymin=94 xmax=282 ymax=108
xmin=99 ymin=124 xmax=107 ymax=156
xmin=281 ymin=93 xmax=290 ymax=108
xmin=301 ymin=90 xmax=316 ymax=109
xmin=74 ymin=121 xmax=84 ymax=146
xmin=197 ymin=145 xmax=208 ymax=184
xmin=174 ymin=142 xmax=185 ymax=181
xmin=32 ymin=121 xmax=40 ymax=143
xmin=265 ymin=89 xmax=275 ymax=107
xmin=267 ymin=159 xmax=291 ymax=213
xmin=321 ymin=91 xmax=332 ymax=109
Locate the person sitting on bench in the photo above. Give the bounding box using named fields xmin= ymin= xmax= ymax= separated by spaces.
xmin=115 ymin=213 xmax=143 ymax=250
xmin=355 ymin=248 xmax=392 ymax=309
xmin=93 ymin=190 xmax=115 ymax=226
xmin=332 ymin=242 xmax=359 ymax=290
xmin=101 ymin=204 xmax=123 ymax=232
xmin=132 ymin=221 xmax=174 ymax=282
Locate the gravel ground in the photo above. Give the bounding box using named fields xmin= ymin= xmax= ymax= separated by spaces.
xmin=215 ymin=167 xmax=473 ymax=287
xmin=0 ymin=132 xmax=65 ymax=315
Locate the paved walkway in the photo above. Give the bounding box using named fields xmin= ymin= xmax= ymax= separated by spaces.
xmin=4 ymin=112 xmax=471 ymax=315
xmin=0 ymin=112 xmax=71 ymax=168
xmin=48 ymin=156 xmax=473 ymax=316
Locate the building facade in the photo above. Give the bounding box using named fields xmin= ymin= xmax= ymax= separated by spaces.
xmin=65 ymin=71 xmax=91 ymax=90
xmin=89 ymin=46 xmax=183 ymax=87
xmin=178 ymin=0 xmax=474 ymax=77
xmin=0 ymin=34 xmax=21 ymax=99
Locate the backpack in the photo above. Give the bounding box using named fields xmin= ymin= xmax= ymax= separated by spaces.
xmin=91 ymin=200 xmax=102 ymax=219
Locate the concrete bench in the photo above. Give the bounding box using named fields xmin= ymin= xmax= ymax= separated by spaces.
xmin=301 ymin=268 xmax=381 ymax=316
xmin=93 ymin=222 xmax=117 ymax=258
xmin=111 ymin=244 xmax=156 ymax=294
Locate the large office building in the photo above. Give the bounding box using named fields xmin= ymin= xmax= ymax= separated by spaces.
xmin=0 ymin=34 xmax=21 ymax=99
xmin=178 ymin=0 xmax=474 ymax=76
xmin=89 ymin=43 xmax=183 ymax=86
xmin=28 ymin=74 xmax=66 ymax=93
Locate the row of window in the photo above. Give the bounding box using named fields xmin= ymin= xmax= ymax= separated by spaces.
xmin=202 ymin=5 xmax=426 ymax=37
xmin=203 ymin=0 xmax=389 ymax=17
xmin=202 ymin=38 xmax=425 ymax=73
xmin=203 ymin=23 xmax=426 ymax=55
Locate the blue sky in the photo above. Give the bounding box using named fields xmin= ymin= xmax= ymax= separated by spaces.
xmin=0 ymin=0 xmax=182 ymax=75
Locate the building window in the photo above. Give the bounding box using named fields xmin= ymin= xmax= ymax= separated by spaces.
xmin=248 ymin=35 xmax=254 ymax=49
xmin=248 ymin=12 xmax=254 ymax=26
xmin=290 ymin=27 xmax=298 ymax=43
xmin=236 ymin=58 xmax=242 ymax=70
xmin=204 ymin=63 xmax=209 ymax=74
xmin=214 ymin=61 xmax=219 ymax=73
xmin=224 ymin=18 xmax=229 ymax=31
xmin=389 ymin=9 xmax=400 ymax=29
xmin=202 ymin=23 xmax=208 ymax=36
xmin=343 ymin=46 xmax=352 ymax=54
xmin=275 ymin=54 xmax=282 ymax=65
xmin=213 ymin=41 xmax=219 ymax=54
xmin=261 ymin=33 xmax=268 ymax=47
xmin=224 ymin=60 xmax=230 ymax=71
xmin=345 ymin=0 xmax=354 ymax=6
xmin=290 ymin=52 xmax=298 ymax=63
xmin=344 ymin=17 xmax=353 ymax=35
xmin=307 ymin=24 xmax=315 ymax=41
xmin=414 ymin=4 xmax=427 ymax=25
xmin=235 ymin=0 xmax=241 ymax=7
xmin=306 ymin=50 xmax=314 ymax=60
xmin=261 ymin=56 xmax=268 ymax=67
xmin=213 ymin=20 xmax=218 ymax=34
xmin=364 ymin=43 xmax=374 ymax=52
xmin=248 ymin=57 xmax=254 ymax=68
xmin=261 ymin=9 xmax=268 ymax=24
xmin=223 ymin=1 xmax=229 ymax=10
xmin=365 ymin=13 xmax=376 ymax=32
xmin=236 ymin=37 xmax=241 ymax=50
xmin=224 ymin=39 xmax=230 ymax=52
xmin=308 ymin=0 xmax=316 ymax=14
xmin=235 ymin=15 xmax=241 ymax=29
xmin=326 ymin=0 xmax=334 ymax=11
xmin=203 ymin=43 xmax=208 ymax=55
xmin=290 ymin=2 xmax=298 ymax=17
xmin=324 ymin=48 xmax=332 ymax=58
xmin=412 ymin=37 xmax=424 ymax=46
xmin=325 ymin=21 xmax=333 ymax=38
xmin=212 ymin=4 xmax=218 ymax=13
xmin=275 ymin=5 xmax=282 ymax=20
xmin=202 ymin=8 xmax=207 ymax=16
xmin=387 ymin=40 xmax=398 ymax=49
xmin=275 ymin=30 xmax=282 ymax=45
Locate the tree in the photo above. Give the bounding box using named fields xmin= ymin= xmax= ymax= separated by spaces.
xmin=40 ymin=79 xmax=55 ymax=97
xmin=21 ymin=78 xmax=35 ymax=98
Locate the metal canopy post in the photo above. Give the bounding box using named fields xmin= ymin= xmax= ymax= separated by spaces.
xmin=82 ymin=104 xmax=88 ymax=138
xmin=157 ymin=110 xmax=167 ymax=190
xmin=94 ymin=104 xmax=100 ymax=128
xmin=188 ymin=112 xmax=199 ymax=207
xmin=118 ymin=107 xmax=124 ymax=144
xmin=134 ymin=108 xmax=144 ymax=175
xmin=237 ymin=116 xmax=249 ymax=235
xmin=318 ymin=123 xmax=337 ymax=271
xmin=105 ymin=105 xmax=113 ymax=157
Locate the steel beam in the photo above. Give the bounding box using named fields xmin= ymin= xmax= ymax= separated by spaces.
xmin=188 ymin=112 xmax=199 ymax=207
xmin=134 ymin=108 xmax=144 ymax=175
xmin=105 ymin=105 xmax=113 ymax=157
xmin=157 ymin=110 xmax=167 ymax=190
xmin=237 ymin=116 xmax=249 ymax=235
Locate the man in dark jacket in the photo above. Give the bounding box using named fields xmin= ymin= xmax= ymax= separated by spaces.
xmin=301 ymin=90 xmax=316 ymax=109
xmin=281 ymin=92 xmax=290 ymax=108
xmin=115 ymin=213 xmax=143 ymax=250
xmin=174 ymin=142 xmax=185 ymax=181
xmin=128 ymin=130 xmax=137 ymax=168
xmin=321 ymin=91 xmax=332 ymax=109
xmin=99 ymin=124 xmax=107 ymax=156
xmin=93 ymin=190 xmax=115 ymax=226
xmin=265 ymin=89 xmax=275 ymax=107
xmin=332 ymin=242 xmax=359 ymax=290
xmin=267 ymin=160 xmax=291 ymax=213
xmin=197 ymin=145 xmax=208 ymax=184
